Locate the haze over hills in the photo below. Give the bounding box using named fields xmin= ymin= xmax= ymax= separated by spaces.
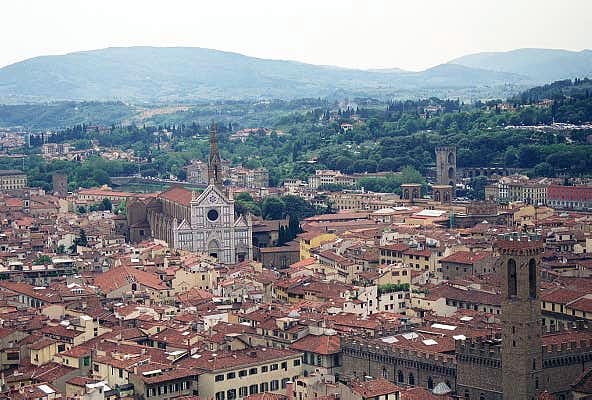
xmin=449 ymin=48 xmax=592 ymax=82
xmin=0 ymin=47 xmax=589 ymax=103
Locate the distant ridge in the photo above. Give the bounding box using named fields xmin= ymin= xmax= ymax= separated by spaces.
xmin=1 ymin=47 xmax=590 ymax=103
xmin=0 ymin=46 xmax=528 ymax=103
xmin=449 ymin=48 xmax=592 ymax=82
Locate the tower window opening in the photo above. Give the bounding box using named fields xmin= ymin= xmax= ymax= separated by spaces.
xmin=507 ymin=259 xmax=517 ymax=297
xmin=529 ymin=258 xmax=537 ymax=299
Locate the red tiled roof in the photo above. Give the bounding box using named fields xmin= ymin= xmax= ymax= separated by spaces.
xmin=29 ymin=337 xmax=57 ymax=350
xmin=290 ymin=334 xmax=340 ymax=355
xmin=159 ymin=185 xmax=193 ymax=206
xmin=178 ymin=347 xmax=300 ymax=371
xmin=401 ymin=387 xmax=451 ymax=400
xmin=94 ymin=265 xmax=168 ymax=293
xmin=380 ymin=244 xmax=410 ymax=252
xmin=540 ymin=287 xmax=584 ymax=304
xmin=404 ymin=249 xmax=432 ymax=258
xmin=290 ymin=258 xmax=317 ymax=269
xmin=568 ymin=297 xmax=592 ymax=313
xmin=439 ymin=251 xmax=488 ymax=265
xmin=61 ymin=345 xmax=90 ymax=358
xmin=350 ymin=378 xmax=401 ymax=398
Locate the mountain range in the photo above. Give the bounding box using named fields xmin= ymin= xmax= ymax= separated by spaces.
xmin=0 ymin=47 xmax=590 ymax=103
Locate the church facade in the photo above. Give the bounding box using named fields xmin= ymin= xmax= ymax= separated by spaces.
xmin=127 ymin=124 xmax=253 ymax=264
xmin=174 ymin=184 xmax=252 ymax=263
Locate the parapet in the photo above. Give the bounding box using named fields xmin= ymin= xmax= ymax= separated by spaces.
xmin=495 ymin=233 xmax=545 ymax=256
xmin=435 ymin=146 xmax=456 ymax=153
xmin=455 ymin=335 xmax=502 ymax=360
xmin=342 ymin=337 xmax=456 ymax=365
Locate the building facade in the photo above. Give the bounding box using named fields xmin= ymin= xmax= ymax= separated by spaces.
xmin=0 ymin=169 xmax=27 ymax=190
xmin=547 ymin=184 xmax=592 ymax=210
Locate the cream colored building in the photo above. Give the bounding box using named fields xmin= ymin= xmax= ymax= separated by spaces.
xmin=191 ymin=347 xmax=304 ymax=400
xmin=172 ymin=260 xmax=219 ymax=292
xmin=308 ymin=170 xmax=356 ymax=189
xmin=0 ymin=169 xmax=27 ymax=190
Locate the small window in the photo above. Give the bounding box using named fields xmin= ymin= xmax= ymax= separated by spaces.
xmin=249 ymin=368 xmax=258 ymax=375
xmin=226 ymin=372 xmax=236 ymax=379
xmin=293 ymin=359 xmax=301 ymax=366
xmin=239 ymin=370 xmax=248 ymax=377
xmin=215 ymin=374 xmax=224 ymax=382
xmin=249 ymin=384 xmax=258 ymax=395
xmin=261 ymin=366 xmax=269 ymax=373
xmin=270 ymin=364 xmax=279 ymax=371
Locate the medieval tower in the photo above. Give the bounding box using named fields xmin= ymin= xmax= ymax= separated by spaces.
xmin=52 ymin=173 xmax=68 ymax=197
xmin=497 ymin=234 xmax=544 ymax=400
xmin=435 ymin=146 xmax=456 ymax=196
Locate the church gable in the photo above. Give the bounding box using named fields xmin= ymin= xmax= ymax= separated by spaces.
xmin=193 ymin=185 xmax=231 ymax=207
xmin=234 ymin=215 xmax=249 ymax=228
xmin=175 ymin=219 xmax=192 ymax=231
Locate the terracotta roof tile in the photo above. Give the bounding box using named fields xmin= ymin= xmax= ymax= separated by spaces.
xmin=290 ymin=334 xmax=340 ymax=355
xmin=159 ymin=185 xmax=193 ymax=206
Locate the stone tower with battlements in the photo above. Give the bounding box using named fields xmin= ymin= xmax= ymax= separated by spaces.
xmin=497 ymin=234 xmax=544 ymax=400
xmin=52 ymin=173 xmax=68 ymax=197
xmin=435 ymin=146 xmax=456 ymax=197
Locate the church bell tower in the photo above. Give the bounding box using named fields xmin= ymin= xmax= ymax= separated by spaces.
xmin=208 ymin=122 xmax=223 ymax=191
xmin=496 ymin=234 xmax=544 ymax=400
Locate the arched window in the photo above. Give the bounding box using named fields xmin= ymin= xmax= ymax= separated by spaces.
xmin=507 ymin=259 xmax=517 ymax=297
xmin=448 ymin=166 xmax=455 ymax=179
xmin=464 ymin=390 xmax=470 ymax=400
xmin=427 ymin=377 xmax=433 ymax=390
xmin=397 ymin=370 xmax=404 ymax=384
xmin=408 ymin=373 xmax=415 ymax=386
xmin=382 ymin=368 xmax=387 ymax=379
xmin=434 ymin=191 xmax=441 ymax=202
xmin=448 ymin=152 xmax=454 ymax=165
xmin=480 ymin=394 xmax=485 ymax=400
xmin=529 ymin=258 xmax=537 ymax=299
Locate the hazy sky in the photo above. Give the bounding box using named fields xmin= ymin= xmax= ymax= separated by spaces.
xmin=1 ymin=0 xmax=591 ymax=71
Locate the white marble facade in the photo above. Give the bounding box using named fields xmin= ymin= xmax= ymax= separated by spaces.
xmin=174 ymin=185 xmax=252 ymax=264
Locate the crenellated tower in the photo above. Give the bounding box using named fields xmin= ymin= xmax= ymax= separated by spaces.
xmin=496 ymin=233 xmax=544 ymax=400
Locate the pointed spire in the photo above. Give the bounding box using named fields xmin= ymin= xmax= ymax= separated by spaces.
xmin=208 ymin=121 xmax=223 ymax=190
